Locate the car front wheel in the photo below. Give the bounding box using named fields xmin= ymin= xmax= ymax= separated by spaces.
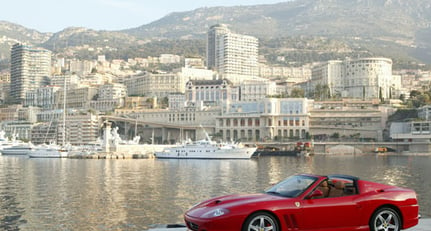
xmin=242 ymin=212 xmax=279 ymax=231
xmin=370 ymin=207 xmax=401 ymax=231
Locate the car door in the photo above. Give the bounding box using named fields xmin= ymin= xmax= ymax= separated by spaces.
xmin=296 ymin=194 xmax=362 ymax=230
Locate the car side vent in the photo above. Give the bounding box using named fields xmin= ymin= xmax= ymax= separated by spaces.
xmin=377 ymin=189 xmax=385 ymax=193
xmin=283 ymin=214 xmax=299 ymax=230
xmin=215 ymin=200 xmax=222 ymax=204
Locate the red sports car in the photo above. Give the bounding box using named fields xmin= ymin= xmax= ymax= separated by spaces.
xmin=184 ymin=174 xmax=419 ymax=231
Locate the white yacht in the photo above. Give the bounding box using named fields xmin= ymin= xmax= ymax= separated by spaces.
xmin=28 ymin=144 xmax=69 ymax=158
xmin=154 ymin=139 xmax=257 ymax=159
xmin=1 ymin=144 xmax=35 ymax=156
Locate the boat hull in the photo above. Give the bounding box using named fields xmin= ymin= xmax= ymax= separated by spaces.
xmin=155 ymin=147 xmax=257 ymax=159
xmin=1 ymin=146 xmax=33 ymax=155
xmin=28 ymin=150 xmax=68 ymax=158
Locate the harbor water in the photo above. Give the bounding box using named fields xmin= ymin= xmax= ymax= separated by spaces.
xmin=0 ymin=154 xmax=430 ymax=230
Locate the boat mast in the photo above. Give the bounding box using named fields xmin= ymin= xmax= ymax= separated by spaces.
xmin=62 ymin=75 xmax=67 ymax=146
xmin=134 ymin=118 xmax=137 ymax=138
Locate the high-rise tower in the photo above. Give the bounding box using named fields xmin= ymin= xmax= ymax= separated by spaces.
xmin=206 ymin=24 xmax=258 ymax=77
xmin=10 ymin=43 xmax=51 ymax=104
xmin=206 ymin=24 xmax=230 ymax=71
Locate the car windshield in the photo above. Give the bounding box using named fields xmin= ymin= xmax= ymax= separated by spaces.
xmin=265 ymin=175 xmax=317 ymax=198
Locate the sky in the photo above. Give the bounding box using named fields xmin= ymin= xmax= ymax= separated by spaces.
xmin=1 ymin=0 xmax=285 ymax=33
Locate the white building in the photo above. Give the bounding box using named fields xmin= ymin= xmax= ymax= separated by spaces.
xmin=185 ymin=79 xmax=239 ymax=106
xmin=217 ymin=98 xmax=313 ymax=141
xmin=1 ymin=121 xmax=34 ymax=141
xmin=240 ymin=79 xmax=277 ymax=102
xmin=258 ymin=65 xmax=312 ymax=83
xmin=207 ymin=24 xmax=259 ymax=77
xmin=79 ymin=73 xmax=113 ymax=87
xmin=160 ymin=54 xmax=181 ymax=64
xmin=391 ymin=105 xmax=431 ymax=142
xmin=56 ymin=87 xmax=98 ymax=110
xmin=311 ymin=58 xmax=398 ymax=100
xmin=168 ymin=93 xmax=186 ymax=110
xmin=90 ymin=83 xmax=127 ymax=112
xmin=98 ymin=83 xmax=127 ymax=100
xmin=124 ymin=73 xmax=187 ymax=98
xmin=10 ymin=43 xmax=51 ymax=104
xmin=311 ymin=60 xmax=343 ymax=97
xmin=57 ymin=113 xmax=100 ymax=146
xmin=69 ymin=59 xmax=95 ymax=76
xmin=207 ymin=24 xmax=230 ymax=70
xmin=184 ymin=58 xmax=205 ymax=68
xmin=24 ymin=86 xmax=61 ymax=109
xmin=178 ymin=67 xmax=215 ymax=81
xmin=50 ymin=75 xmax=80 ymax=90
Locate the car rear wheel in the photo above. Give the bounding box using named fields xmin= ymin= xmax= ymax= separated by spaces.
xmin=370 ymin=207 xmax=401 ymax=231
xmin=242 ymin=212 xmax=279 ymax=231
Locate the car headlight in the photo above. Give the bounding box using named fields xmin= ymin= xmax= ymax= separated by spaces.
xmin=202 ymin=208 xmax=230 ymax=218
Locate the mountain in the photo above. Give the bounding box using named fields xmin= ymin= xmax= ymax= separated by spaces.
xmin=125 ymin=0 xmax=431 ymax=39
xmin=123 ymin=0 xmax=431 ymax=63
xmin=0 ymin=0 xmax=431 ymax=66
xmin=0 ymin=21 xmax=52 ymax=60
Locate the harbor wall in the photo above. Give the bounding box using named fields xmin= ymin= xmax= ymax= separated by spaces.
xmin=250 ymin=141 xmax=431 ymax=154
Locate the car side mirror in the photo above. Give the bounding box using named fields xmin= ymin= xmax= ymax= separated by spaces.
xmin=307 ymin=189 xmax=323 ymax=199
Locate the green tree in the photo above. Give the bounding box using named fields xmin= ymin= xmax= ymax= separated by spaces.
xmin=290 ymin=88 xmax=305 ymax=98
xmin=314 ymin=84 xmax=330 ymax=100
xmin=330 ymin=132 xmax=340 ymax=139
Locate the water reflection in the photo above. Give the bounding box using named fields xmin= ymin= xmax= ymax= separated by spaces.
xmin=0 ymin=154 xmax=429 ymax=230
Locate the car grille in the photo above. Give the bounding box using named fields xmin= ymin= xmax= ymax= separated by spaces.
xmin=186 ymin=221 xmax=199 ymax=231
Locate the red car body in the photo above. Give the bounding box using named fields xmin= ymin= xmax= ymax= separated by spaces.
xmin=184 ymin=174 xmax=419 ymax=231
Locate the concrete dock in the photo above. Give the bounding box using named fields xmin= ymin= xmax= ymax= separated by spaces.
xmin=147 ymin=218 xmax=431 ymax=231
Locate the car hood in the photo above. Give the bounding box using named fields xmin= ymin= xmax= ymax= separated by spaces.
xmin=186 ymin=193 xmax=283 ymax=218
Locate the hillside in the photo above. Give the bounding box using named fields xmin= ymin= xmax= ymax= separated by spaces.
xmin=124 ymin=0 xmax=431 ymax=63
xmin=0 ymin=0 xmax=430 ymax=67
xmin=125 ymin=0 xmax=431 ymax=40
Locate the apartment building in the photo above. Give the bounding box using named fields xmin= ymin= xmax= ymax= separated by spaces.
xmin=69 ymin=59 xmax=96 ymax=76
xmin=56 ymin=87 xmax=98 ymax=109
xmin=10 ymin=43 xmax=51 ymax=104
xmin=57 ymin=113 xmax=100 ymax=146
xmin=24 ymin=86 xmax=61 ymax=109
xmin=207 ymin=24 xmax=259 ymax=77
xmin=0 ymin=82 xmax=10 ymax=104
xmin=50 ymin=75 xmax=80 ymax=90
xmin=89 ymin=83 xmax=127 ymax=112
xmin=31 ymin=122 xmax=58 ymax=144
xmin=0 ymin=104 xmax=39 ymax=123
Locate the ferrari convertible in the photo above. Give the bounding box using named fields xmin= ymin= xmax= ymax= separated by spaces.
xmin=184 ymin=174 xmax=419 ymax=231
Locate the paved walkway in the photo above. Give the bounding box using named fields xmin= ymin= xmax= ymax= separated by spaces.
xmin=148 ymin=218 xmax=431 ymax=231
